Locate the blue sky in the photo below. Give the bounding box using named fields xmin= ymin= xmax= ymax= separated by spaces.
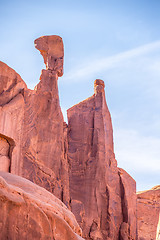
xmin=1 ymin=0 xmax=160 ymax=191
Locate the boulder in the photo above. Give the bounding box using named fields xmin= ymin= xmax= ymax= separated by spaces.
xmin=0 ymin=171 xmax=84 ymax=240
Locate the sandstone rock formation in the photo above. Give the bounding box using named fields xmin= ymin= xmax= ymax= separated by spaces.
xmin=0 ymin=61 xmax=27 ymax=106
xmin=0 ymin=61 xmax=26 ymax=175
xmin=68 ymin=79 xmax=137 ymax=239
xmin=137 ymin=185 xmax=160 ymax=240
xmin=0 ymin=137 xmax=10 ymax=172
xmin=22 ymin=35 xmax=69 ymax=206
xmin=1 ymin=34 xmax=159 ymax=240
xmin=0 ymin=36 xmax=69 ymax=207
xmin=0 ymin=171 xmax=84 ymax=240
xmin=34 ymin=35 xmax=64 ymax=76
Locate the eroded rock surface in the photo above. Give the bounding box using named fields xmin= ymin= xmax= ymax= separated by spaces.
xmin=0 ymin=61 xmax=27 ymax=106
xmin=0 ymin=171 xmax=84 ymax=240
xmin=0 ymin=62 xmax=26 ymax=175
xmin=0 ymin=36 xmax=69 ymax=206
xmin=34 ymin=35 xmax=64 ymax=76
xmin=0 ymin=35 xmax=149 ymax=240
xmin=137 ymin=185 xmax=160 ymax=240
xmin=118 ymin=168 xmax=137 ymax=240
xmin=0 ymin=137 xmax=10 ymax=172
xmin=67 ymin=80 xmax=137 ymax=240
xmin=21 ymin=35 xmax=69 ymax=205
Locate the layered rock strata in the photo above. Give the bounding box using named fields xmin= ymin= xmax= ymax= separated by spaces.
xmin=0 ymin=35 xmax=141 ymax=239
xmin=67 ymin=79 xmax=137 ymax=239
xmin=0 ymin=61 xmax=26 ymax=175
xmin=22 ymin=36 xmax=69 ymax=205
xmin=137 ymin=185 xmax=160 ymax=240
xmin=0 ymin=36 xmax=69 ymax=206
xmin=0 ymin=171 xmax=84 ymax=240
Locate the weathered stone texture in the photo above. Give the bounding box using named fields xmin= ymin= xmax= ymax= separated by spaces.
xmin=34 ymin=35 xmax=64 ymax=76
xmin=2 ymin=35 xmax=156 ymax=240
xmin=0 ymin=137 xmax=10 ymax=172
xmin=21 ymin=36 xmax=69 ymax=205
xmin=0 ymin=62 xmax=26 ymax=175
xmin=67 ymin=80 xmax=137 ymax=239
xmin=0 ymin=61 xmax=27 ymax=106
xmin=0 ymin=36 xmax=70 ymax=206
xmin=137 ymin=185 xmax=160 ymax=240
xmin=0 ymin=171 xmax=84 ymax=240
xmin=118 ymin=168 xmax=137 ymax=239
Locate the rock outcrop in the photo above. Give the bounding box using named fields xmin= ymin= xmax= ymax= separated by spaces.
xmin=137 ymin=185 xmax=160 ymax=240
xmin=1 ymin=35 xmax=159 ymax=240
xmin=0 ymin=137 xmax=10 ymax=172
xmin=0 ymin=61 xmax=27 ymax=106
xmin=0 ymin=36 xmax=69 ymax=206
xmin=0 ymin=61 xmax=26 ymax=175
xmin=67 ymin=79 xmax=137 ymax=239
xmin=0 ymin=171 xmax=83 ymax=240
xmin=22 ymin=35 xmax=69 ymax=206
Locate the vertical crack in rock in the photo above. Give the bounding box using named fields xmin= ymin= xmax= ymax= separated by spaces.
xmin=105 ymin=186 xmax=111 ymax=236
xmin=119 ymin=174 xmax=128 ymax=223
xmin=118 ymin=172 xmax=129 ymax=240
xmin=118 ymin=168 xmax=137 ymax=240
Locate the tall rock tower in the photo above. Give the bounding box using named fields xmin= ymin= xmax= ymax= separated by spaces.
xmin=21 ymin=36 xmax=70 ymax=205
xmin=67 ymin=79 xmax=137 ymax=239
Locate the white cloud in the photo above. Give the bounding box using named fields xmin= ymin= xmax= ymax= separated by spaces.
xmin=114 ymin=128 xmax=160 ymax=172
xmin=114 ymin=128 xmax=160 ymax=191
xmin=64 ymin=40 xmax=160 ymax=82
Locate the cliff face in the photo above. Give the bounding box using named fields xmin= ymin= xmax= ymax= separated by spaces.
xmin=22 ymin=36 xmax=69 ymax=206
xmin=0 ymin=35 xmax=158 ymax=240
xmin=137 ymin=186 xmax=160 ymax=240
xmin=0 ymin=36 xmax=69 ymax=207
xmin=0 ymin=61 xmax=26 ymax=175
xmin=67 ymin=80 xmax=137 ymax=240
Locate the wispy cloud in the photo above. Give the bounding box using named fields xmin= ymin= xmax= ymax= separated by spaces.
xmin=114 ymin=128 xmax=160 ymax=190
xmin=65 ymin=41 xmax=160 ymax=82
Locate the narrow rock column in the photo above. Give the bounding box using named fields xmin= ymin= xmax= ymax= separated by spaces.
xmin=22 ymin=36 xmax=70 ymax=206
xmin=67 ymin=80 xmax=120 ymax=239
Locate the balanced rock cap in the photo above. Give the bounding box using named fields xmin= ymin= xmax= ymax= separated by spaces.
xmin=94 ymin=79 xmax=105 ymax=94
xmin=34 ymin=35 xmax=64 ymax=77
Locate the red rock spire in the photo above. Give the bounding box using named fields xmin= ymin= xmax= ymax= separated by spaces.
xmin=34 ymin=35 xmax=64 ymax=76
